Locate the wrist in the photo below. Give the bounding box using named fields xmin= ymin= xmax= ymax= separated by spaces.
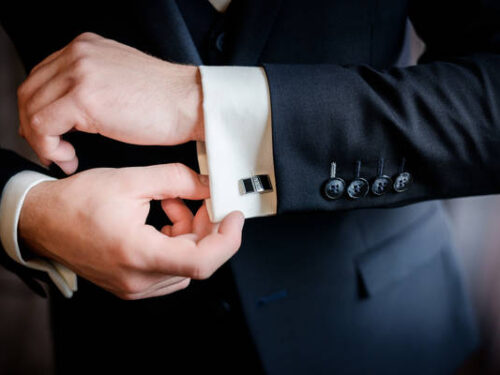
xmin=18 ymin=180 xmax=55 ymax=259
xmin=188 ymin=66 xmax=205 ymax=142
xmin=176 ymin=64 xmax=205 ymax=142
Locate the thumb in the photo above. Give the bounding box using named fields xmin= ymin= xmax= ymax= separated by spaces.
xmin=130 ymin=163 xmax=210 ymax=200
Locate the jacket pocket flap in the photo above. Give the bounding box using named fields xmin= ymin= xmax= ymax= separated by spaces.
xmin=355 ymin=207 xmax=449 ymax=297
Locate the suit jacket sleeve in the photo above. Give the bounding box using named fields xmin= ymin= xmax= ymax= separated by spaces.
xmin=263 ymin=0 xmax=500 ymax=215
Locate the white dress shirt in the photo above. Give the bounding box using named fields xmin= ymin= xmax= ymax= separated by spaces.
xmin=0 ymin=0 xmax=275 ymax=297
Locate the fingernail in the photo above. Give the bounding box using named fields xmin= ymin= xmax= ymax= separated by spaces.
xmin=199 ymin=174 xmax=209 ymax=186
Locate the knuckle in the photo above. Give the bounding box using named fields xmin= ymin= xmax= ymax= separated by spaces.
xmin=70 ymin=32 xmax=99 ymax=57
xmin=72 ymin=56 xmax=93 ymax=78
xmin=76 ymin=32 xmax=96 ymax=41
xmin=113 ymin=241 xmax=146 ymax=272
xmin=166 ymin=163 xmax=189 ymax=183
xmin=72 ymin=86 xmax=93 ymax=114
xmin=117 ymin=276 xmax=142 ymax=295
xmin=77 ymin=32 xmax=100 ymax=42
xmin=231 ymin=234 xmax=243 ymax=252
xmin=37 ymin=141 xmax=53 ymax=158
xmin=171 ymin=162 xmax=187 ymax=174
xmin=17 ymin=82 xmax=29 ymax=101
xmin=114 ymin=242 xmax=135 ymax=268
xmin=27 ymin=113 xmax=42 ymax=131
xmin=116 ymin=292 xmax=137 ymax=301
xmin=24 ymin=101 xmax=38 ymax=122
xmin=68 ymin=40 xmax=89 ymax=60
xmin=189 ymin=263 xmax=212 ymax=280
xmin=72 ymin=85 xmax=87 ymax=103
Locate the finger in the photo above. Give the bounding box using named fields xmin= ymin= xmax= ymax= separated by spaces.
xmin=192 ymin=202 xmax=217 ymax=239
xmin=30 ymin=47 xmax=66 ymax=75
xmin=20 ymin=49 xmax=68 ymax=102
xmin=28 ymin=94 xmax=85 ymax=136
xmin=144 ymin=211 xmax=245 ymax=279
xmin=134 ymin=275 xmax=187 ymax=295
xmin=19 ymin=105 xmax=75 ymax=172
xmin=160 ymin=198 xmax=194 ymax=237
xmin=130 ymin=164 xmax=210 ymax=201
xmin=122 ymin=278 xmax=191 ymax=300
xmin=104 ymin=268 xmax=187 ymax=296
xmin=25 ymin=73 xmax=73 ymax=123
xmin=26 ymin=134 xmax=78 ymax=174
xmin=195 ymin=210 xmax=245 ymax=265
xmin=146 ymin=275 xmax=187 ymax=290
xmin=140 ymin=278 xmax=191 ymax=299
xmin=24 ymin=96 xmax=83 ymax=172
xmin=56 ymin=157 xmax=79 ymax=175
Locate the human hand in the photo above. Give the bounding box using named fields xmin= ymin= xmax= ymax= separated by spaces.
xmin=17 ymin=32 xmax=203 ymax=174
xmin=18 ymin=164 xmax=244 ymax=300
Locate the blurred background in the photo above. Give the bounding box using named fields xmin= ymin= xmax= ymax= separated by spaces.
xmin=0 ymin=26 xmax=53 ymax=375
xmin=1 ymin=23 xmax=500 ymax=374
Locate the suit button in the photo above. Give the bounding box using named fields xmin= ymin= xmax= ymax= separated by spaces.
xmin=372 ymin=176 xmax=392 ymax=196
xmin=220 ymin=299 xmax=231 ymax=313
xmin=347 ymin=178 xmax=369 ymax=199
xmin=215 ymin=32 xmax=225 ymax=52
xmin=324 ymin=178 xmax=346 ymax=200
xmin=393 ymin=172 xmax=412 ymax=192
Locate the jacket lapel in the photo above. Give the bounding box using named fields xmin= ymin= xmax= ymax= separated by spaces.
xmin=135 ymin=0 xmax=202 ymax=65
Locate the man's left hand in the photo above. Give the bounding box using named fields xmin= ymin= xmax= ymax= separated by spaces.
xmin=17 ymin=32 xmax=204 ymax=174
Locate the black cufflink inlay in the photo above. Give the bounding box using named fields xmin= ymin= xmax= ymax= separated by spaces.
xmin=239 ymin=175 xmax=273 ymax=195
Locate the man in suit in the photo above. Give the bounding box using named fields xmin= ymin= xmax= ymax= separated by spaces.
xmin=1 ymin=0 xmax=498 ymax=373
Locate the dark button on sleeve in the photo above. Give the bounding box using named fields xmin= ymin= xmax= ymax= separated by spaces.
xmin=393 ymin=172 xmax=412 ymax=192
xmin=347 ymin=178 xmax=370 ymax=199
xmin=372 ymin=176 xmax=392 ymax=196
xmin=324 ymin=178 xmax=346 ymax=200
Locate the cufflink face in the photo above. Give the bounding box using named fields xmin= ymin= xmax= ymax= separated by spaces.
xmin=347 ymin=178 xmax=369 ymax=199
xmin=324 ymin=177 xmax=346 ymax=200
xmin=393 ymin=172 xmax=412 ymax=193
xmin=371 ymin=175 xmax=393 ymax=196
xmin=239 ymin=175 xmax=273 ymax=195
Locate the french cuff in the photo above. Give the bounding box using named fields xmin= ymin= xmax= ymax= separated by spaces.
xmin=0 ymin=171 xmax=77 ymax=298
xmin=198 ymin=66 xmax=277 ymax=222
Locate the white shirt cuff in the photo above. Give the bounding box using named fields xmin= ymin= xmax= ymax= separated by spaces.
xmin=198 ymin=66 xmax=277 ymax=222
xmin=0 ymin=171 xmax=77 ymax=297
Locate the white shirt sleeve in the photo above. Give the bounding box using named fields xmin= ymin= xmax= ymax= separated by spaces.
xmin=198 ymin=66 xmax=277 ymax=222
xmin=0 ymin=171 xmax=77 ymax=297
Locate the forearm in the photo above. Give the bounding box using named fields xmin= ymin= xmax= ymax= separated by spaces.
xmin=264 ymin=52 xmax=500 ymax=214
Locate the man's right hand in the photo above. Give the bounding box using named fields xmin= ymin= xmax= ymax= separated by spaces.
xmin=18 ymin=164 xmax=244 ymax=300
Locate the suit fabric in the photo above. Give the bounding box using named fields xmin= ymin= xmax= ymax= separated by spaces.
xmin=0 ymin=0 xmax=493 ymax=373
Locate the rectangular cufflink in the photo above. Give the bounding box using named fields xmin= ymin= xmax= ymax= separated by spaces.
xmin=239 ymin=175 xmax=273 ymax=195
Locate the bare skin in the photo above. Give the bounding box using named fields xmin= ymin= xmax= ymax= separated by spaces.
xmin=19 ymin=164 xmax=244 ymax=300
xmin=15 ymin=32 xmax=244 ymax=299
xmin=17 ymin=32 xmax=204 ymax=174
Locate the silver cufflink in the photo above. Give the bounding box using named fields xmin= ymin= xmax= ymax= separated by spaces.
xmin=239 ymin=175 xmax=273 ymax=195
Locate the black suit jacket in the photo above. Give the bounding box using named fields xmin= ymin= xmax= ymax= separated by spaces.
xmin=1 ymin=0 xmax=494 ymax=373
